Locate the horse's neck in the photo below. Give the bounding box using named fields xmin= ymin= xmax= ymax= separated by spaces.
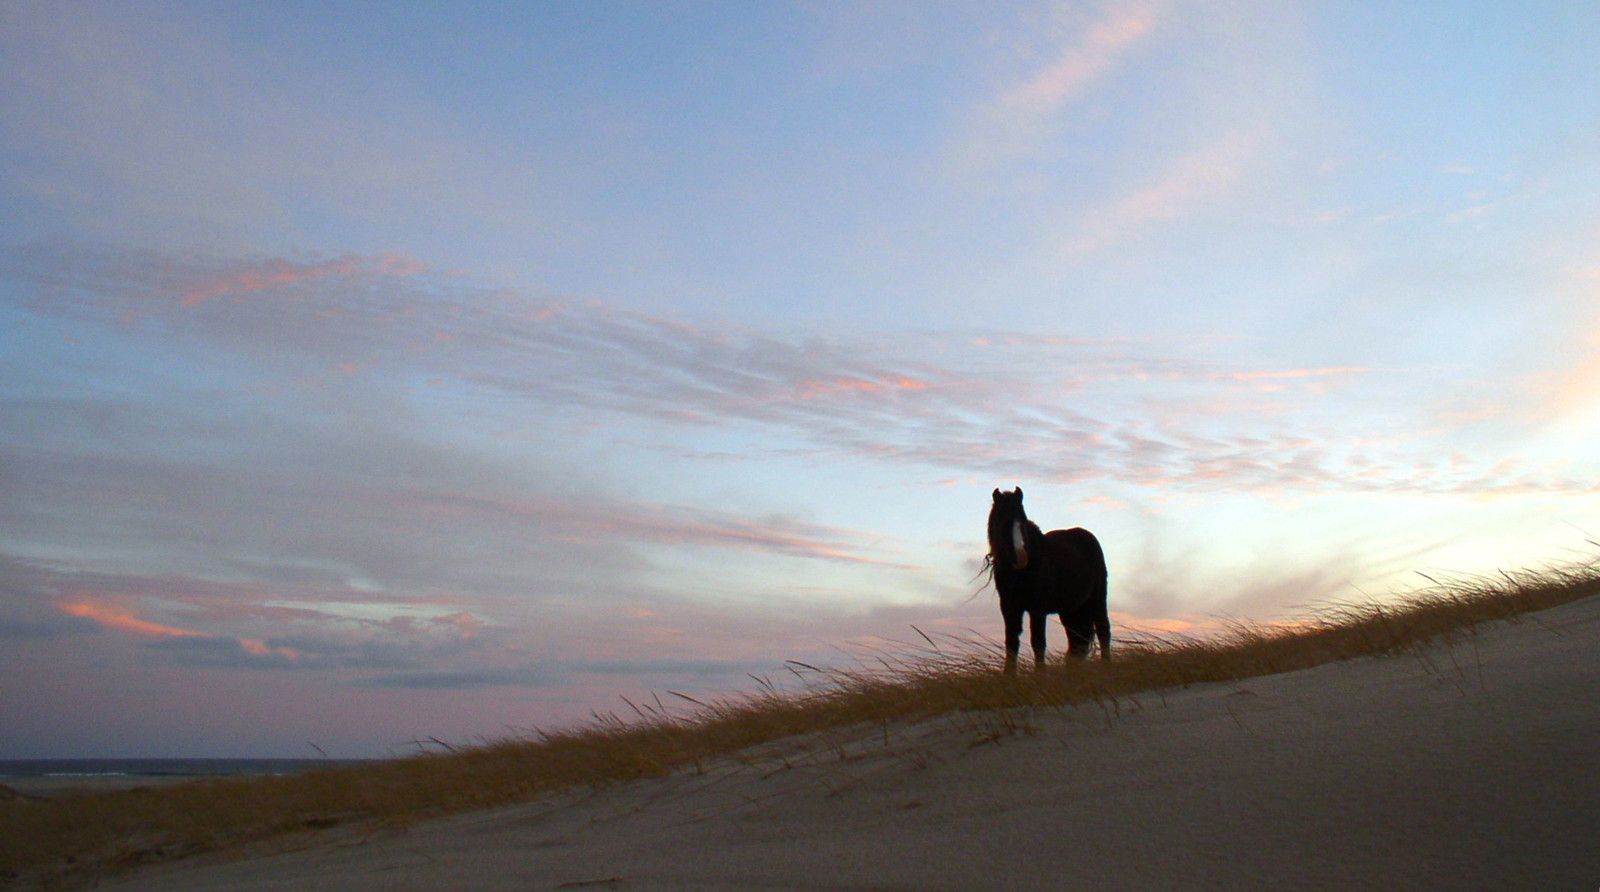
xmin=991 ymin=515 xmax=1042 ymax=560
xmin=1020 ymin=521 xmax=1050 ymax=567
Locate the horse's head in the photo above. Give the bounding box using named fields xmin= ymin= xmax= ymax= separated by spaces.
xmin=988 ymin=486 xmax=1030 ymax=571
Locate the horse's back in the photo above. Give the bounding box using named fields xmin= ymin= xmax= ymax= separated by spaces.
xmin=1044 ymin=527 xmax=1107 ymax=577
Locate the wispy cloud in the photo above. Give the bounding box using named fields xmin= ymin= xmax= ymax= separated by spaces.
xmin=57 ymin=598 xmax=205 ymax=639
xmin=999 ymin=4 xmax=1155 ymax=117
xmin=409 ymin=490 xmax=922 ymax=569
xmin=5 ymin=242 xmax=1590 ymax=504
xmin=1 ymin=548 xmax=938 ymax=697
xmin=949 ymin=2 xmax=1158 ymax=177
xmin=147 ymin=635 xmax=303 ymax=669
xmin=179 ymin=253 xmax=425 ymax=307
xmin=5 ymin=557 xmax=493 ymax=677
xmin=55 ymin=594 xmax=304 ymax=664
xmin=1059 ymin=130 xmax=1259 ymax=256
xmin=1214 ymin=367 xmax=1372 ymax=383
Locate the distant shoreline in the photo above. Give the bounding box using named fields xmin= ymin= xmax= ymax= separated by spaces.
xmin=0 ymin=758 xmax=369 ymax=800
xmin=2 ymin=774 xmax=209 ymax=799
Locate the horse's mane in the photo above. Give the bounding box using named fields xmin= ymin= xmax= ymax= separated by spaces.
xmin=973 ymin=503 xmax=1005 ymax=595
xmin=986 ymin=501 xmax=1014 ymax=556
xmin=977 ymin=495 xmax=1041 ymax=594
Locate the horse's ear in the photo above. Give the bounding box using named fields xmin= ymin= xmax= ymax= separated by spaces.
xmin=992 ymin=488 xmax=1001 ymax=501
xmin=1015 ymin=486 xmax=1024 ymax=501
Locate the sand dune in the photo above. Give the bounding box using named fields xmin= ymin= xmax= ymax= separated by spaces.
xmin=106 ymin=596 xmax=1600 ymax=890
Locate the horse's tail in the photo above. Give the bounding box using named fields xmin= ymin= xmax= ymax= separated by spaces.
xmin=970 ymin=552 xmax=997 ymax=597
xmin=1094 ymin=571 xmax=1111 ymax=659
xmin=1059 ymin=527 xmax=1110 ymax=658
xmin=1081 ymin=530 xmax=1110 ymax=658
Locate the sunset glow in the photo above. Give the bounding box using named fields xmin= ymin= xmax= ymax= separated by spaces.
xmin=2 ymin=1 xmax=1597 ymax=759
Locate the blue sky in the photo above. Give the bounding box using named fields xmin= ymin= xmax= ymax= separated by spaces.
xmin=2 ymin=0 xmax=1598 ymax=758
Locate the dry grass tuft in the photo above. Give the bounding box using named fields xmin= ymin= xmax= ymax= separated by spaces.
xmin=4 ymin=558 xmax=1598 ymax=887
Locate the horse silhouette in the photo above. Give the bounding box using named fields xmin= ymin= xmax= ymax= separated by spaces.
xmin=985 ymin=487 xmax=1110 ymax=671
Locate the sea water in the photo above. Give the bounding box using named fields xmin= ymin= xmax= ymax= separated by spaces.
xmin=0 ymin=758 xmax=367 ymax=780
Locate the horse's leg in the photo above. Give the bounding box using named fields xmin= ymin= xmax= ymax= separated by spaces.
xmin=1095 ymin=582 xmax=1112 ymax=661
xmin=1002 ymin=606 xmax=1023 ymax=674
xmin=1028 ymin=610 xmax=1047 ymax=669
xmin=1062 ymin=613 xmax=1094 ymax=659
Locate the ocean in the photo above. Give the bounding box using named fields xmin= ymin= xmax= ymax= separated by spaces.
xmin=0 ymin=758 xmax=369 ymax=780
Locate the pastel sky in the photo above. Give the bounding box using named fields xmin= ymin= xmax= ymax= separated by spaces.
xmin=3 ymin=1 xmax=1598 ymax=759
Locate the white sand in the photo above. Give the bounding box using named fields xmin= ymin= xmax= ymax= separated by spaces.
xmin=107 ymin=596 xmax=1600 ymax=890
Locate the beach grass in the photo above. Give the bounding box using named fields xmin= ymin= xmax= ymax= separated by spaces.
xmin=4 ymin=558 xmax=1598 ymax=887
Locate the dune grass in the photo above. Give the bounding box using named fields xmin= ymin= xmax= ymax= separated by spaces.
xmin=4 ymin=558 xmax=1599 ymax=887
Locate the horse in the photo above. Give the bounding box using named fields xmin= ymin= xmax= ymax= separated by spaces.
xmin=984 ymin=486 xmax=1110 ymax=671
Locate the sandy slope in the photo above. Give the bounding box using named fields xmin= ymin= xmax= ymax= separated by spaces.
xmin=107 ymin=597 xmax=1600 ymax=890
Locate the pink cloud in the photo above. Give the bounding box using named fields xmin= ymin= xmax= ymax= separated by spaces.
xmin=239 ymin=638 xmax=301 ymax=660
xmin=1109 ymin=611 xmax=1199 ymax=636
xmin=413 ymin=490 xmax=921 ymax=570
xmin=58 ymin=596 xmax=204 ymax=639
xmin=1000 ymin=6 xmax=1156 ymax=115
xmin=56 ymin=596 xmax=308 ymax=662
xmin=14 ymin=243 xmax=1597 ymax=505
xmin=951 ymin=3 xmax=1157 ymax=175
xmin=793 ymin=374 xmax=930 ymax=401
xmin=1063 ymin=131 xmax=1258 ymax=256
xmin=1215 ymin=366 xmax=1373 ymax=383
xmin=178 ymin=252 xmax=425 ymax=307
xmin=433 ymin=611 xmax=485 ymax=640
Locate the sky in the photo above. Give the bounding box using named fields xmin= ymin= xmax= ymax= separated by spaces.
xmin=2 ymin=1 xmax=1598 ymax=759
